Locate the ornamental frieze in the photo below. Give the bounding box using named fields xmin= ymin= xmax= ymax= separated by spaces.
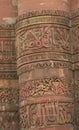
xmin=20 ymin=101 xmax=74 ymax=129
xmin=0 ymin=87 xmax=19 ymax=104
xmin=16 ymin=16 xmax=70 ymax=30
xmin=16 ymin=25 xmax=71 ymax=57
xmin=0 ymin=72 xmax=18 ymax=79
xmin=17 ymin=10 xmax=69 ymax=22
xmin=0 ymin=39 xmax=16 ymax=63
xmin=20 ymin=77 xmax=73 ymax=99
xmin=17 ymin=52 xmax=71 ymax=69
xmin=17 ymin=61 xmax=72 ymax=75
xmin=0 ymin=30 xmax=15 ymax=38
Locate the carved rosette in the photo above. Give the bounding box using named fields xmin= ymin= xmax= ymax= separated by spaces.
xmin=16 ymin=10 xmax=74 ymax=130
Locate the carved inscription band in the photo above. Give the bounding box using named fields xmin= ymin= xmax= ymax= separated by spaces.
xmin=16 ymin=10 xmax=74 ymax=130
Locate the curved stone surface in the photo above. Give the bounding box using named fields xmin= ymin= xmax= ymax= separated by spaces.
xmin=0 ymin=0 xmax=79 ymax=130
xmin=16 ymin=4 xmax=74 ymax=129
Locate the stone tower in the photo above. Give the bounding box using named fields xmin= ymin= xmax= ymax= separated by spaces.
xmin=0 ymin=0 xmax=79 ymax=130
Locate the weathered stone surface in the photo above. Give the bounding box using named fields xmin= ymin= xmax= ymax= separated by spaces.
xmin=0 ymin=0 xmax=79 ymax=130
xmin=16 ymin=0 xmax=72 ymax=129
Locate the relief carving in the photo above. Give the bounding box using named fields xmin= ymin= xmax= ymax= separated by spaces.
xmin=0 ymin=40 xmax=16 ymax=62
xmin=18 ymin=61 xmax=72 ymax=75
xmin=16 ymin=10 xmax=77 ymax=130
xmin=20 ymin=101 xmax=74 ymax=129
xmin=17 ymin=52 xmax=71 ymax=68
xmin=0 ymin=111 xmax=19 ymax=130
xmin=0 ymin=9 xmax=78 ymax=130
xmin=0 ymin=88 xmax=19 ymax=104
xmin=72 ymin=26 xmax=79 ymax=53
xmin=17 ymin=10 xmax=69 ymax=22
xmin=20 ymin=77 xmax=72 ymax=100
xmin=16 ymin=25 xmax=71 ymax=57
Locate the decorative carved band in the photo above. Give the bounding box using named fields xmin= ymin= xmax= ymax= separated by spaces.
xmin=0 ymin=87 xmax=19 ymax=104
xmin=16 ymin=10 xmax=72 ymax=80
xmin=16 ymin=10 xmax=79 ymax=27
xmin=17 ymin=10 xmax=69 ymax=22
xmin=16 ymin=16 xmax=70 ymax=30
xmin=0 ymin=72 xmax=18 ymax=79
xmin=16 ymin=25 xmax=71 ymax=58
xmin=18 ymin=61 xmax=72 ymax=75
xmin=20 ymin=77 xmax=73 ymax=100
xmin=20 ymin=101 xmax=74 ymax=129
xmin=17 ymin=52 xmax=71 ymax=68
xmin=0 ymin=25 xmax=18 ymax=79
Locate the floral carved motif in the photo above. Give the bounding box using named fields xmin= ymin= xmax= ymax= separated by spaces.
xmin=20 ymin=77 xmax=72 ymax=100
xmin=16 ymin=25 xmax=71 ymax=57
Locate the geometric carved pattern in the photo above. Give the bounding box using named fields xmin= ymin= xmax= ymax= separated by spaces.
xmin=0 ymin=25 xmax=19 ymax=130
xmin=0 ymin=39 xmax=16 ymax=62
xmin=0 ymin=25 xmax=17 ymax=79
xmin=0 ymin=88 xmax=19 ymax=104
xmin=0 ymin=26 xmax=16 ymax=63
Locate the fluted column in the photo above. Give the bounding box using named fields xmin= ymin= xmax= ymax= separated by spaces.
xmin=0 ymin=0 xmax=19 ymax=130
xmin=71 ymin=0 xmax=79 ymax=129
xmin=16 ymin=0 xmax=74 ymax=130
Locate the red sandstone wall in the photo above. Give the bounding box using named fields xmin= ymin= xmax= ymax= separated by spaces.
xmin=0 ymin=26 xmax=19 ymax=130
xmin=0 ymin=0 xmax=17 ymax=24
xmin=0 ymin=0 xmax=79 ymax=130
xmin=18 ymin=0 xmax=69 ymax=15
xmin=71 ymin=0 xmax=79 ymax=130
xmin=71 ymin=0 xmax=79 ymax=11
